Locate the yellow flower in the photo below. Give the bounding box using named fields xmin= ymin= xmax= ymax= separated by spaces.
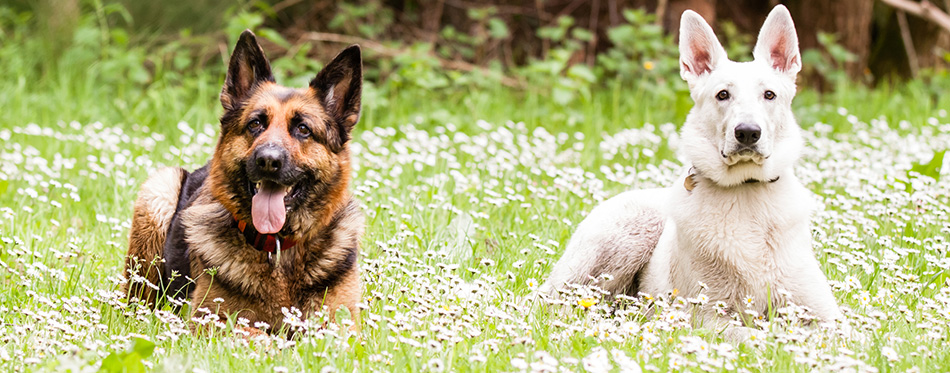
xmin=578 ymin=298 xmax=598 ymax=309
xmin=643 ymin=61 xmax=655 ymax=71
xmin=526 ymin=278 xmax=538 ymax=289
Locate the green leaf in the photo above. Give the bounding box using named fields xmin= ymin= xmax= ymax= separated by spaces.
xmin=556 ymin=15 xmax=574 ymax=29
xmin=98 ymin=352 xmax=123 ymax=373
xmin=110 ymin=29 xmax=129 ymax=47
xmin=910 ymin=150 xmax=945 ymax=180
xmin=98 ymin=338 xmax=153 ymax=373
xmin=257 ymin=29 xmax=291 ymax=49
xmin=131 ymin=338 xmax=156 ymax=358
xmin=571 ymin=28 xmax=593 ymax=42
xmin=552 ymin=87 xmax=574 ymax=105
xmin=537 ymin=26 xmax=565 ymax=42
xmin=567 ymin=65 xmax=596 ymax=83
xmin=488 ymin=18 xmax=510 ymax=39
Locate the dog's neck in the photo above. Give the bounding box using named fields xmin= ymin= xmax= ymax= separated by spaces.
xmin=683 ymin=166 xmax=780 ymax=192
xmin=232 ymin=214 xmax=297 ymax=253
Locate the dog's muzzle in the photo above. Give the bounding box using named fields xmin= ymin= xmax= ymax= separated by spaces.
xmin=245 ymin=143 xmax=302 ymax=235
xmin=734 ymin=123 xmax=761 ymax=146
xmin=722 ymin=123 xmax=768 ymax=165
xmin=248 ymin=144 xmax=289 ymax=181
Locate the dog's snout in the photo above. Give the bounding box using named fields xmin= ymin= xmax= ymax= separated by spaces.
xmin=252 ymin=145 xmax=287 ymax=175
xmin=734 ymin=123 xmax=761 ymax=146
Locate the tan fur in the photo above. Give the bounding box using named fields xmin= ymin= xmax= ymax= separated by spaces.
xmin=123 ymin=33 xmax=364 ymax=337
xmin=182 ymin=82 xmax=363 ymax=332
xmin=184 ymin=187 xmax=363 ymax=333
xmin=123 ymin=167 xmax=187 ymax=305
xmin=321 ymin=262 xmax=362 ymax=332
xmin=208 ymin=87 xmax=350 ymax=233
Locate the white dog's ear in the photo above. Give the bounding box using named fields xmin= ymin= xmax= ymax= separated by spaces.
xmin=753 ymin=5 xmax=801 ymax=77
xmin=679 ymin=10 xmax=726 ymax=83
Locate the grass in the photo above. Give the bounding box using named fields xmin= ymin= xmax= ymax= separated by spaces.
xmin=2 ymin=21 xmax=950 ymax=373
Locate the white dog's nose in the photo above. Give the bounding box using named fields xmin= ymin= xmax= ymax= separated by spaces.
xmin=734 ymin=123 xmax=761 ymax=145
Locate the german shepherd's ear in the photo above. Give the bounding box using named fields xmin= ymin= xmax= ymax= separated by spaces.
xmin=753 ymin=5 xmax=801 ymax=77
xmin=310 ymin=45 xmax=362 ymax=145
xmin=678 ymin=10 xmax=727 ymax=84
xmin=221 ymin=30 xmax=275 ymax=111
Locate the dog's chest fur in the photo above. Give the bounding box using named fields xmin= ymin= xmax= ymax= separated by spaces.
xmin=180 ymin=187 xmax=362 ymax=324
xmin=653 ymin=175 xmax=813 ymax=311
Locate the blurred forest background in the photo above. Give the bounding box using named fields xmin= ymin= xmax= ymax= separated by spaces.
xmin=2 ymin=0 xmax=949 ymax=130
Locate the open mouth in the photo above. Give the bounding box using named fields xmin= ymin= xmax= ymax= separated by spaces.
xmin=248 ymin=180 xmax=299 ymax=234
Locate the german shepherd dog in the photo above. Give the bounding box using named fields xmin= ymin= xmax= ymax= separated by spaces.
xmin=542 ymin=6 xmax=842 ymax=341
xmin=123 ymin=30 xmax=364 ymax=333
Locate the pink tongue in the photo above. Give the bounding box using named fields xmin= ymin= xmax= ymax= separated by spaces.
xmin=251 ymin=182 xmax=288 ymax=234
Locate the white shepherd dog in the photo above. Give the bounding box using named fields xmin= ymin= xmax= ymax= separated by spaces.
xmin=542 ymin=5 xmax=842 ymax=339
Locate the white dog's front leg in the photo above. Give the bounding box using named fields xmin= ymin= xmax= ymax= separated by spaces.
xmin=788 ymin=258 xmax=844 ymax=322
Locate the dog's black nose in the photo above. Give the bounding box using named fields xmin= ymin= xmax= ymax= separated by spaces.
xmin=734 ymin=123 xmax=761 ymax=146
xmin=252 ymin=145 xmax=287 ymax=174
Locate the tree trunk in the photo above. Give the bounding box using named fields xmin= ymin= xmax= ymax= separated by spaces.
xmin=664 ymin=0 xmax=717 ymax=36
xmin=870 ymin=3 xmax=950 ymax=81
xmin=786 ymin=0 xmax=875 ymax=79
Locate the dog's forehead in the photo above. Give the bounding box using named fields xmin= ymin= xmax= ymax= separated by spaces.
xmin=246 ymin=85 xmax=327 ymax=117
xmin=705 ymin=60 xmax=788 ymax=93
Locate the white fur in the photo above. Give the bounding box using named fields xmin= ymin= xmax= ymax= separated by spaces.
xmin=542 ymin=5 xmax=841 ymax=339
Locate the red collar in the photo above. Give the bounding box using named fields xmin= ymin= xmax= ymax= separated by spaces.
xmin=233 ymin=216 xmax=297 ymax=253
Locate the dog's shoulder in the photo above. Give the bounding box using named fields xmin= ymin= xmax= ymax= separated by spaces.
xmin=580 ymin=188 xmax=672 ymax=231
xmin=326 ymin=197 xmax=365 ymax=248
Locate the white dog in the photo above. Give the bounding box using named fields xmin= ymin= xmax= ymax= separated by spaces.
xmin=542 ymin=5 xmax=842 ymax=338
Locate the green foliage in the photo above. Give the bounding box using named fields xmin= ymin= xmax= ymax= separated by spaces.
xmin=599 ymin=9 xmax=683 ymax=99
xmin=0 ymin=0 xmax=222 ymax=128
xmin=1 ymin=2 xmax=950 ymax=373
xmin=224 ymin=10 xmax=265 ymax=46
xmin=329 ymin=0 xmax=393 ymax=39
xmin=99 ymin=338 xmax=156 ymax=373
xmin=717 ymin=21 xmax=753 ymax=60
xmin=910 ymin=150 xmax=944 ymax=182
xmin=801 ymin=32 xmax=858 ymax=85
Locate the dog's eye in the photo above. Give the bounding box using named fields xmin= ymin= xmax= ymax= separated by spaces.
xmin=716 ymin=90 xmax=730 ymax=101
xmin=296 ymin=124 xmax=312 ymax=138
xmin=764 ymin=90 xmax=776 ymax=100
xmin=247 ymin=119 xmax=263 ymax=132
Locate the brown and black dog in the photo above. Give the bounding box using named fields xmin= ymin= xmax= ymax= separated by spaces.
xmin=123 ymin=30 xmax=364 ymax=333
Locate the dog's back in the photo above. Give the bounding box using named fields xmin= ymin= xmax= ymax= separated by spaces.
xmin=541 ymin=188 xmax=670 ymax=297
xmin=161 ymin=164 xmax=209 ymax=301
xmin=123 ymin=167 xmax=188 ymax=305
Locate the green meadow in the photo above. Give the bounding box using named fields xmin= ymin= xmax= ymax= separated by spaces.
xmin=1 ymin=2 xmax=949 ymax=372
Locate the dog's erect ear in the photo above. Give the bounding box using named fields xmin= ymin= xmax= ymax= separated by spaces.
xmin=221 ymin=30 xmax=275 ymax=111
xmin=753 ymin=5 xmax=801 ymax=77
xmin=679 ymin=10 xmax=727 ymax=83
xmin=310 ymin=45 xmax=362 ymax=139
